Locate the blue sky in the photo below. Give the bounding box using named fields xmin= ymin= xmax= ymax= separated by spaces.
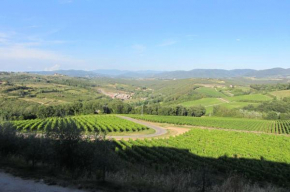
xmin=0 ymin=0 xmax=289 ymax=71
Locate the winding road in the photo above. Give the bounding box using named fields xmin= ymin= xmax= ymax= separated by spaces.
xmin=107 ymin=116 xmax=168 ymax=139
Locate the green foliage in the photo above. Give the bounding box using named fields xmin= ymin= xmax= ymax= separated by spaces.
xmin=138 ymin=104 xmax=206 ymax=117
xmin=0 ymin=122 xmax=19 ymax=156
xmin=244 ymin=97 xmax=290 ymax=119
xmin=264 ymin=111 xmax=279 ymax=120
xmin=251 ymin=83 xmax=290 ymax=92
xmin=0 ymin=120 xmax=122 ymax=179
xmin=187 ymin=105 xmax=206 ymax=117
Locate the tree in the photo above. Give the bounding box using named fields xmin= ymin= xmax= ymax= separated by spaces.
xmin=188 ymin=105 xmax=206 ymax=117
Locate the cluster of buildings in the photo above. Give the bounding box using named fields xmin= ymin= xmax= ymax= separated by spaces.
xmin=112 ymin=93 xmax=133 ymax=100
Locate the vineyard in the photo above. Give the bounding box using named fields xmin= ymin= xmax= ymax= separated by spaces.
xmin=114 ymin=129 xmax=290 ymax=186
xmin=127 ymin=115 xmax=290 ymax=134
xmin=12 ymin=115 xmax=149 ymax=133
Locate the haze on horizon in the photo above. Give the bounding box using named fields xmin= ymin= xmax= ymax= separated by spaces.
xmin=0 ymin=0 xmax=289 ymax=72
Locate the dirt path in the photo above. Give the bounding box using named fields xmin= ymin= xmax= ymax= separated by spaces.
xmin=158 ymin=126 xmax=190 ymax=138
xmin=0 ymin=171 xmax=86 ymax=192
xmin=218 ymin=97 xmax=230 ymax=103
xmin=116 ymin=116 xmax=289 ymax=138
xmin=107 ymin=116 xmax=168 ymax=139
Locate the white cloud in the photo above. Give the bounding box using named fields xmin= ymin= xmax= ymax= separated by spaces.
xmin=44 ymin=64 xmax=61 ymax=71
xmin=236 ymin=39 xmax=241 ymax=42
xmin=158 ymin=40 xmax=177 ymax=47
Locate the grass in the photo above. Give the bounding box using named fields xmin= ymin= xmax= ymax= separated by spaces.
xmin=225 ymin=94 xmax=272 ymax=102
xmin=220 ymin=102 xmax=258 ymax=109
xmin=20 ymin=97 xmax=69 ymax=105
xmin=195 ymin=87 xmax=226 ymax=97
xmin=270 ymin=90 xmax=290 ymax=99
xmin=179 ymin=97 xmax=257 ymax=115
xmin=180 ymin=98 xmax=225 ymax=107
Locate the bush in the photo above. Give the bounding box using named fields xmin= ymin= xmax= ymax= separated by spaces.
xmin=0 ymin=122 xmax=20 ymax=156
xmin=264 ymin=111 xmax=279 ymax=120
xmin=0 ymin=120 xmax=122 ymax=180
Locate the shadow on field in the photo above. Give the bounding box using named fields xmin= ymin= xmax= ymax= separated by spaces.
xmin=118 ymin=145 xmax=290 ymax=188
xmin=1 ymin=121 xmax=289 ymax=191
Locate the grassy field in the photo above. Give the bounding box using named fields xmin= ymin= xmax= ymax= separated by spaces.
xmin=195 ymin=87 xmax=226 ymax=97
xmin=219 ymin=102 xmax=259 ymax=109
xmin=180 ymin=98 xmax=226 ymax=107
xmin=179 ymin=97 xmax=259 ymax=114
xmin=178 ymin=93 xmax=272 ymax=115
xmin=204 ymin=102 xmax=259 ymax=114
xmin=225 ymin=94 xmax=272 ymax=102
xmin=270 ymin=90 xmax=290 ymax=99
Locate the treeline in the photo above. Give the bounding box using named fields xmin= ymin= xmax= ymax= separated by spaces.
xmin=213 ymin=97 xmax=290 ymax=120
xmin=137 ymin=104 xmax=206 ymax=117
xmin=0 ymin=98 xmax=206 ymax=121
xmin=0 ymin=98 xmax=132 ymax=120
xmin=212 ymin=106 xmax=263 ymax=119
xmin=244 ymin=97 xmax=290 ymax=120
xmin=250 ymin=83 xmax=290 ymax=92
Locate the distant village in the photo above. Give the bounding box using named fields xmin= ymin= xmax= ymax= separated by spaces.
xmin=112 ymin=93 xmax=133 ymax=100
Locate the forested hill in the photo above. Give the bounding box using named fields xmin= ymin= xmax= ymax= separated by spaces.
xmin=29 ymin=68 xmax=290 ymax=79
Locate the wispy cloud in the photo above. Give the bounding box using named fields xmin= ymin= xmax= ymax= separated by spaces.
xmin=236 ymin=38 xmax=241 ymax=42
xmin=0 ymin=30 xmax=65 ymax=47
xmin=186 ymin=34 xmax=198 ymax=37
xmin=0 ymin=30 xmax=84 ymax=71
xmin=0 ymin=32 xmax=15 ymax=45
xmin=59 ymin=0 xmax=73 ymax=4
xmin=0 ymin=46 xmax=75 ymax=61
xmin=45 ymin=64 xmax=61 ymax=71
xmin=158 ymin=40 xmax=177 ymax=47
xmin=0 ymin=33 xmax=8 ymax=44
xmin=186 ymin=34 xmax=198 ymax=41
xmin=132 ymin=44 xmax=146 ymax=52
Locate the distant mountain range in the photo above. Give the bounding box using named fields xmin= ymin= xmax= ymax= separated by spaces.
xmin=28 ymin=68 xmax=290 ymax=79
xmin=92 ymin=69 xmax=163 ymax=78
